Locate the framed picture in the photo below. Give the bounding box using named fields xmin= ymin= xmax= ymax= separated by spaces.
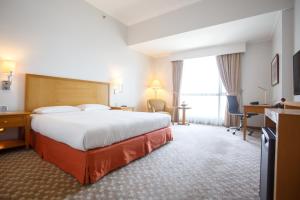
xmin=271 ymin=54 xmax=279 ymax=86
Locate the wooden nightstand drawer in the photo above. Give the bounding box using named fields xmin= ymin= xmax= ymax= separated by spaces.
xmin=0 ymin=116 xmax=25 ymax=127
xmin=0 ymin=112 xmax=30 ymax=150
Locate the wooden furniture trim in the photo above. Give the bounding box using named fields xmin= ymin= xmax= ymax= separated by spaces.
xmin=271 ymin=54 xmax=280 ymax=86
xmin=110 ymin=106 xmax=135 ymax=111
xmin=25 ymin=74 xmax=110 ymax=112
xmin=243 ymin=104 xmax=272 ymax=140
xmin=264 ymin=108 xmax=300 ymax=200
xmin=177 ymin=106 xmax=191 ymax=125
xmin=284 ymin=101 xmax=300 ymax=109
xmin=0 ymin=112 xmax=30 ymax=149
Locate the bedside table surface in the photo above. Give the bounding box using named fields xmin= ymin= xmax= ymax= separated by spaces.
xmin=0 ymin=112 xmax=30 ymax=116
xmin=110 ymin=106 xmax=135 ymax=111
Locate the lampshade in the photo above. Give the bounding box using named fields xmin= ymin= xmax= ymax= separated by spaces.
xmin=0 ymin=60 xmax=16 ymax=73
xmin=151 ymin=79 xmax=161 ymax=89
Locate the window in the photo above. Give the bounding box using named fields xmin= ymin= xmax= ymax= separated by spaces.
xmin=180 ymin=56 xmax=226 ymax=126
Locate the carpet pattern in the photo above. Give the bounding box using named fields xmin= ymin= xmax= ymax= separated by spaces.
xmin=0 ymin=125 xmax=261 ymax=200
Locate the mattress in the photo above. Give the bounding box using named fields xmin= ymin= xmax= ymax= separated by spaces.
xmin=31 ymin=110 xmax=171 ymax=151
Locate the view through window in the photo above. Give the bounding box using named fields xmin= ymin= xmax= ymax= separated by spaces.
xmin=180 ymin=56 xmax=226 ymax=125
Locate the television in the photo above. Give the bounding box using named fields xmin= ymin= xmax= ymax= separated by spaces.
xmin=293 ymin=50 xmax=300 ymax=95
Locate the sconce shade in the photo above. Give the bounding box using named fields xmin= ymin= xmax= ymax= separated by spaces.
xmin=112 ymin=78 xmax=123 ymax=89
xmin=0 ymin=60 xmax=16 ymax=73
xmin=151 ymin=79 xmax=161 ymax=89
xmin=111 ymin=77 xmax=123 ymax=94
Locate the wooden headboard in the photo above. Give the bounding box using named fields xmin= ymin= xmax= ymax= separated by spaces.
xmin=25 ymin=74 xmax=110 ymax=112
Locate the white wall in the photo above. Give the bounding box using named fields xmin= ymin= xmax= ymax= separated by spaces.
xmin=271 ymin=9 xmax=294 ymax=103
xmin=167 ymin=43 xmax=246 ymax=61
xmin=241 ymin=42 xmax=272 ymax=126
xmin=271 ymin=12 xmax=283 ymax=103
xmin=128 ymin=0 xmax=293 ymax=45
xmin=153 ymin=58 xmax=173 ymax=106
xmin=294 ymin=0 xmax=300 ymax=101
xmin=0 ymin=0 xmax=154 ymax=112
xmin=295 ymin=0 xmax=300 ymax=53
xmin=281 ymin=8 xmax=294 ymax=101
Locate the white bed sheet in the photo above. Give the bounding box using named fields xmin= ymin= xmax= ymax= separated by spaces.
xmin=31 ymin=110 xmax=171 ymax=151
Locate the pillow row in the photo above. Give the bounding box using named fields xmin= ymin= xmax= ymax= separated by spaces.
xmin=33 ymin=104 xmax=110 ymax=114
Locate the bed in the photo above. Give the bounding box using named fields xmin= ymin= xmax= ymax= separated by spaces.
xmin=25 ymin=74 xmax=173 ymax=184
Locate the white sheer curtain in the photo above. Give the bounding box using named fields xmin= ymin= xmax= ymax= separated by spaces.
xmin=180 ymin=56 xmax=226 ymax=126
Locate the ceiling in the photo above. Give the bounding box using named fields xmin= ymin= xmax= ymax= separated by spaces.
xmin=85 ymin=0 xmax=203 ymax=25
xmin=129 ymin=11 xmax=280 ymax=57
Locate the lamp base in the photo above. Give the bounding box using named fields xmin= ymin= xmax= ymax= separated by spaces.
xmin=2 ymin=81 xmax=11 ymax=90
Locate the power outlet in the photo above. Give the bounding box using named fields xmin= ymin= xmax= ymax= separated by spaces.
xmin=0 ymin=106 xmax=8 ymax=112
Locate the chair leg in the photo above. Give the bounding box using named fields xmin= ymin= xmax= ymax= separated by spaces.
xmin=227 ymin=116 xmax=243 ymax=135
xmin=227 ymin=127 xmax=239 ymax=135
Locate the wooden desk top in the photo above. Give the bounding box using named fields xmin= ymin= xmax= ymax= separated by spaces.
xmin=284 ymin=101 xmax=300 ymax=107
xmin=266 ymin=108 xmax=300 ymax=116
xmin=244 ymin=104 xmax=272 ymax=108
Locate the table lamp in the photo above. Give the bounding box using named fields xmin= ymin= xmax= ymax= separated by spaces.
xmin=151 ymin=79 xmax=161 ymax=99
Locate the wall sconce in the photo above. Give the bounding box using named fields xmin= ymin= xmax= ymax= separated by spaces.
xmin=0 ymin=60 xmax=16 ymax=90
xmin=112 ymin=78 xmax=123 ymax=94
xmin=150 ymin=79 xmax=162 ymax=99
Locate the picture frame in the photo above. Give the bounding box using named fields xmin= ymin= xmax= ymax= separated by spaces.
xmin=271 ymin=54 xmax=279 ymax=86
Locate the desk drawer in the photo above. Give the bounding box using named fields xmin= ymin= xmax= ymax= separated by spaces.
xmin=0 ymin=116 xmax=25 ymax=127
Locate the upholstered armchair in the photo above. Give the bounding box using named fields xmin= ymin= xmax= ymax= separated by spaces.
xmin=147 ymin=99 xmax=172 ymax=116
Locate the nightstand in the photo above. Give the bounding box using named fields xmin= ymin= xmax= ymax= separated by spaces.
xmin=110 ymin=106 xmax=135 ymax=112
xmin=0 ymin=112 xmax=30 ymax=150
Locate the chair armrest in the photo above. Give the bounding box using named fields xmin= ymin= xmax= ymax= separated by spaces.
xmin=165 ymin=107 xmax=173 ymax=114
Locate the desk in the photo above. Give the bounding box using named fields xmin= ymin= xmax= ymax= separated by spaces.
xmin=177 ymin=106 xmax=191 ymax=125
xmin=243 ymin=104 xmax=271 ymax=140
xmin=265 ymin=109 xmax=300 ymax=199
xmin=284 ymin=101 xmax=300 ymax=109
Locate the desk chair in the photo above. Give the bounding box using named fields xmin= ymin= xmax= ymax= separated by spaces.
xmin=226 ymin=95 xmax=257 ymax=135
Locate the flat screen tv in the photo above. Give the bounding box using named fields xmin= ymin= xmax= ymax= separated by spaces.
xmin=294 ymin=50 xmax=300 ymax=95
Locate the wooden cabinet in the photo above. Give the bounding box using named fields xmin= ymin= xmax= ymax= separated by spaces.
xmin=110 ymin=106 xmax=135 ymax=112
xmin=0 ymin=112 xmax=30 ymax=150
xmin=265 ymin=109 xmax=300 ymax=200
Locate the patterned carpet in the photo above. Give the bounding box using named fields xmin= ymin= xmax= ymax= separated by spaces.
xmin=0 ymin=125 xmax=261 ymax=200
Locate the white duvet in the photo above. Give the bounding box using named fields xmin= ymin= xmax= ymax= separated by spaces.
xmin=31 ymin=110 xmax=171 ymax=151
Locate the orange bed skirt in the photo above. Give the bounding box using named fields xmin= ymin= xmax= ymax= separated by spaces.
xmin=30 ymin=127 xmax=173 ymax=185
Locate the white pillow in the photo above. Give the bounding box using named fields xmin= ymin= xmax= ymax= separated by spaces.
xmin=33 ymin=106 xmax=81 ymax=114
xmin=77 ymin=104 xmax=110 ymax=111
